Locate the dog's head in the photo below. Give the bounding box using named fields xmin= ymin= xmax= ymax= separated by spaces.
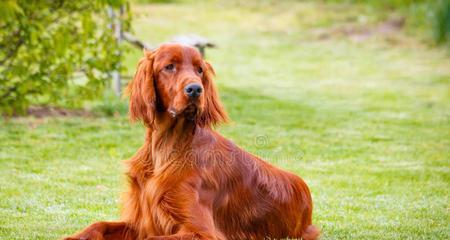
xmin=127 ymin=43 xmax=227 ymax=128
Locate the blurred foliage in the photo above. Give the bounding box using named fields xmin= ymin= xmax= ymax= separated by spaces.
xmin=0 ymin=0 xmax=131 ymax=115
xmin=134 ymin=0 xmax=178 ymax=3
xmin=322 ymin=0 xmax=450 ymax=47
xmin=321 ymin=0 xmax=429 ymax=9
xmin=89 ymin=91 xmax=129 ymax=117
xmin=432 ymin=0 xmax=450 ymax=47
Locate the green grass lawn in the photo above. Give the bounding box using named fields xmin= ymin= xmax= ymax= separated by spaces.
xmin=1 ymin=1 xmax=449 ymax=239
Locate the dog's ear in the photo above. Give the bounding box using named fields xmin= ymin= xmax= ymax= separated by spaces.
xmin=126 ymin=50 xmax=156 ymax=127
xmin=198 ymin=61 xmax=228 ymax=127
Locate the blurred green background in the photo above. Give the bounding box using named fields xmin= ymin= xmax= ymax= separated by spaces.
xmin=0 ymin=0 xmax=449 ymax=239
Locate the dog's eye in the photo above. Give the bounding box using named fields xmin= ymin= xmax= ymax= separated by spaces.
xmin=197 ymin=67 xmax=203 ymax=75
xmin=164 ymin=64 xmax=175 ymax=72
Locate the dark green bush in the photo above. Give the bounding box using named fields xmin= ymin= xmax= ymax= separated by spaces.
xmin=0 ymin=0 xmax=130 ymax=115
xmin=433 ymin=0 xmax=450 ymax=47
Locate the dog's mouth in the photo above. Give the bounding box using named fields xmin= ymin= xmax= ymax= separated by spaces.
xmin=168 ymin=104 xmax=200 ymax=121
xmin=183 ymin=104 xmax=199 ymax=120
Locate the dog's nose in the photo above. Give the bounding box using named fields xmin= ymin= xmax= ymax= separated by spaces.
xmin=184 ymin=83 xmax=203 ymax=98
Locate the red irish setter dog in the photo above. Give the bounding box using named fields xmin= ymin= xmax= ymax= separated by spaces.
xmin=65 ymin=43 xmax=318 ymax=240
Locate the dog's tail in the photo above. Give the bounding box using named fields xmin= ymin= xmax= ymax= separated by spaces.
xmin=302 ymin=225 xmax=320 ymax=240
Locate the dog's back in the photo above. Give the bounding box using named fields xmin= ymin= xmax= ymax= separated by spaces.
xmin=195 ymin=130 xmax=319 ymax=239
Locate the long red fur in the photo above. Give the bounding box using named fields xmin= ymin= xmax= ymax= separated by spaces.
xmin=64 ymin=44 xmax=319 ymax=240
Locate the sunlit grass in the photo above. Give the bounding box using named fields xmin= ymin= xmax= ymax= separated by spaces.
xmin=1 ymin=1 xmax=449 ymax=239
